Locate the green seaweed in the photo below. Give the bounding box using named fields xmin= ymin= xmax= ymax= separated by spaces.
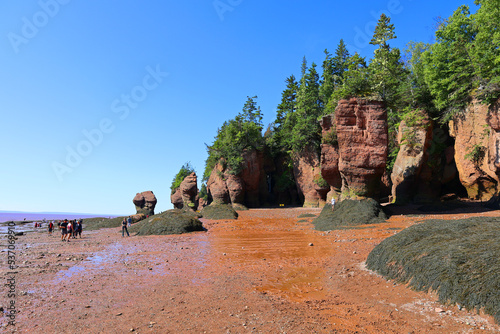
xmin=366 ymin=217 xmax=500 ymax=324
xmin=312 ymin=199 xmax=387 ymax=231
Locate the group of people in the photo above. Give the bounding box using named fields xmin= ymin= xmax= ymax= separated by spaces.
xmin=57 ymin=219 xmax=83 ymax=242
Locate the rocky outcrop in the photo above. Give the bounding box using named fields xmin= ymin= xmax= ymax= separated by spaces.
xmin=206 ymin=163 xmax=230 ymax=205
xmin=180 ymin=172 xmax=198 ymax=210
xmin=171 ymin=173 xmax=199 ymax=210
xmin=450 ymin=99 xmax=500 ymax=200
xmin=130 ymin=213 xmax=146 ymax=223
xmin=206 ymin=149 xmax=267 ymax=208
xmin=133 ymin=191 xmax=157 ymax=216
xmin=292 ymin=145 xmax=329 ymax=208
xmin=391 ymin=112 xmax=433 ymax=203
xmin=320 ymin=114 xmax=341 ymax=202
xmin=335 ymin=98 xmax=388 ymax=199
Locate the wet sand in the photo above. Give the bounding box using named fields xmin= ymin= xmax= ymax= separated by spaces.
xmin=1 ymin=207 xmax=499 ymax=333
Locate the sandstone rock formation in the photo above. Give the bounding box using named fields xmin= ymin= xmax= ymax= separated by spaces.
xmin=320 ymin=114 xmax=341 ymax=202
xmin=391 ymin=111 xmax=433 ymax=203
xmin=450 ymin=99 xmax=500 ymax=200
xmin=292 ymin=145 xmax=329 ymax=208
xmin=206 ymin=150 xmax=267 ymax=208
xmin=336 ymin=98 xmax=388 ymax=199
xmin=133 ymin=191 xmax=157 ymax=216
xmin=180 ymin=172 xmax=198 ymax=210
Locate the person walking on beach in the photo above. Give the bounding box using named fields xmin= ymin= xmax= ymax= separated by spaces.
xmin=122 ymin=218 xmax=130 ymax=237
xmin=60 ymin=219 xmax=68 ymax=241
xmin=66 ymin=220 xmax=73 ymax=242
xmin=331 ymin=198 xmax=336 ymax=211
xmin=48 ymin=221 xmax=54 ymax=235
xmin=75 ymin=219 xmax=83 ymax=238
xmin=127 ymin=216 xmax=132 ymax=227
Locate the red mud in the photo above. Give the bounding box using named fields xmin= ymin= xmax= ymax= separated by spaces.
xmin=1 ymin=207 xmax=499 ymax=333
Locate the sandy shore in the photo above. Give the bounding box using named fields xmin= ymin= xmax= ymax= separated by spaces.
xmin=1 ymin=207 xmax=499 ymax=333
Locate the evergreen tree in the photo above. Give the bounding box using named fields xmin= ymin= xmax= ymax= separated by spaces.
xmin=422 ymin=6 xmax=476 ymax=120
xmin=369 ymin=14 xmax=407 ymax=107
xmin=269 ymin=75 xmax=298 ymax=155
xmin=320 ymin=49 xmax=334 ymax=110
xmin=203 ymin=96 xmax=264 ymax=181
xmin=331 ymin=39 xmax=350 ymax=86
xmin=293 ymin=61 xmax=322 ymax=152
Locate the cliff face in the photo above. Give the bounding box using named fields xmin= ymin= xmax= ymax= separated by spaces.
xmin=206 ymin=149 xmax=267 ymax=208
xmin=320 ymin=114 xmax=341 ymax=202
xmin=335 ymin=98 xmax=388 ymax=199
xmin=450 ymin=99 xmax=500 ymax=200
xmin=291 ymin=145 xmax=328 ymax=208
xmin=390 ymin=112 xmax=433 ymax=203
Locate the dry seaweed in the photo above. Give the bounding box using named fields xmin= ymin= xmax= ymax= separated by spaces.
xmin=366 ymin=217 xmax=500 ymax=323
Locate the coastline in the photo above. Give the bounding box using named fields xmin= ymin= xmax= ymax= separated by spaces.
xmin=1 ymin=208 xmax=498 ymax=333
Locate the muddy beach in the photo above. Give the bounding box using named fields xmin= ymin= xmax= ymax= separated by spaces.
xmin=1 ymin=207 xmax=499 ymax=333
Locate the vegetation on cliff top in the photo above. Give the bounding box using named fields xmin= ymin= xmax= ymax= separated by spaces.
xmin=203 ymin=96 xmax=264 ymax=182
xmin=170 ymin=162 xmax=195 ymax=195
xmin=366 ymin=216 xmax=500 ymax=324
xmin=203 ymin=0 xmax=500 ymax=179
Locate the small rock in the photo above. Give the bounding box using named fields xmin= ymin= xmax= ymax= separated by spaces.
xmin=116 ymin=312 xmax=122 ymax=316
xmin=130 ymin=329 xmax=135 ymax=332
xmin=353 ymin=251 xmax=357 ymax=254
xmin=435 ymin=307 xmax=445 ymax=313
xmin=85 ymin=305 xmax=91 ymax=308
xmin=308 ymin=243 xmax=314 ymax=246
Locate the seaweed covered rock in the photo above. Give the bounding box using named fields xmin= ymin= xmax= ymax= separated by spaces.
xmin=366 ymin=217 xmax=500 ymax=324
xmin=129 ymin=209 xmax=204 ymax=235
xmin=201 ymin=204 xmax=238 ymax=220
xmin=312 ymin=198 xmax=387 ymax=231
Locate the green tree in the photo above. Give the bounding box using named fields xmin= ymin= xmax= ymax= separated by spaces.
xmin=330 ymin=52 xmax=371 ymax=103
xmin=422 ymin=6 xmax=476 ymax=120
xmin=320 ymin=40 xmax=351 ymax=115
xmin=268 ymin=75 xmax=298 ymax=155
xmin=471 ymin=0 xmax=500 ymax=103
xmin=203 ymin=96 xmax=264 ymax=181
xmin=293 ymin=60 xmax=322 ymax=153
xmin=171 ymin=162 xmax=195 ymax=194
xmin=369 ymin=14 xmax=407 ymax=107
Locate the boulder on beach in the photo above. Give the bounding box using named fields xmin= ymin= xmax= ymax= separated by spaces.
xmin=133 ymin=191 xmax=157 ymax=216
xmin=312 ymin=198 xmax=387 ymax=231
xmin=129 ymin=209 xmax=204 ymax=235
xmin=200 ymin=204 xmax=238 ymax=220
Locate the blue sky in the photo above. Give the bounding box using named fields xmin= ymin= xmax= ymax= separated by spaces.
xmin=0 ymin=0 xmax=477 ymax=215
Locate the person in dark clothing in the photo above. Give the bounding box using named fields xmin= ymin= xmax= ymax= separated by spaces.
xmin=60 ymin=219 xmax=68 ymax=241
xmin=122 ymin=218 xmax=130 ymax=237
xmin=76 ymin=219 xmax=83 ymax=238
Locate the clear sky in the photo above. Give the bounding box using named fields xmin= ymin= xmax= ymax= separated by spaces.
xmin=0 ymin=0 xmax=477 ymax=215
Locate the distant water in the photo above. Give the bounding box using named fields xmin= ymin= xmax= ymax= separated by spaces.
xmin=0 ymin=212 xmax=118 ymax=223
xmin=0 ymin=212 xmax=120 ymax=235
